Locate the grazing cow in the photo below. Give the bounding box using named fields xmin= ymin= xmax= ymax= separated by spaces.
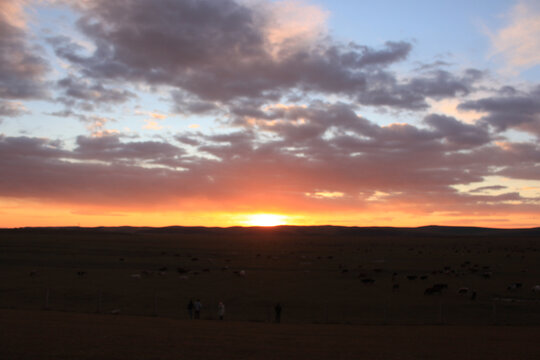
xmin=29 ymin=271 xmax=37 ymax=277
xmin=458 ymin=287 xmax=469 ymax=295
xmin=507 ymin=283 xmax=523 ymax=291
xmin=362 ymin=278 xmax=375 ymax=285
xmin=425 ymin=283 xmax=448 ymax=295
xmin=406 ymin=275 xmax=417 ymax=280
xmin=420 ymin=275 xmax=428 ymax=280
xmin=233 ymin=270 xmax=246 ymax=277
xmin=482 ymin=272 xmax=492 ymax=279
xmin=77 ymin=271 xmax=86 ymax=277
xmin=158 ymin=266 xmax=168 ymax=272
xmin=392 ymin=283 xmax=400 ymax=291
xmin=177 ymin=267 xmax=188 ymax=274
xmin=424 ymin=287 xmax=441 ymax=295
xmin=433 ymin=283 xmax=448 ymax=290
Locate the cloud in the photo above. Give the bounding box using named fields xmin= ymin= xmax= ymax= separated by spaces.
xmin=142 ymin=120 xmax=163 ymax=130
xmin=424 ymin=114 xmax=491 ymax=148
xmin=459 ymin=85 xmax=540 ymax=136
xmin=54 ymin=75 xmax=135 ymax=111
xmin=47 ymin=0 xmax=483 ymax=113
xmin=469 ymin=185 xmax=507 ymax=193
xmin=0 ymin=100 xmax=28 ymax=118
xmin=2 ymin=0 xmax=539 ymax=224
xmin=3 ymin=99 xmax=538 ymax=216
xmin=487 ymin=1 xmax=540 ymax=72
xmin=249 ymin=0 xmax=329 ymax=58
xmin=0 ymin=0 xmax=49 ymax=100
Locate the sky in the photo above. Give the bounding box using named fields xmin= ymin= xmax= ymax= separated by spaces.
xmin=1 ymin=0 xmax=540 ymax=228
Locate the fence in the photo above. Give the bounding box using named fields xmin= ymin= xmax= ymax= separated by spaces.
xmin=1 ymin=286 xmax=540 ymax=325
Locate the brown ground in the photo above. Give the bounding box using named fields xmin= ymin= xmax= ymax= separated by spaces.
xmin=1 ymin=226 xmax=539 ymax=324
xmin=1 ymin=226 xmax=540 ymax=358
xmin=1 ymin=308 xmax=539 ymax=360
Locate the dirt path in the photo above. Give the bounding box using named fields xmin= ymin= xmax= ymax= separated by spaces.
xmin=1 ymin=309 xmax=539 ymax=359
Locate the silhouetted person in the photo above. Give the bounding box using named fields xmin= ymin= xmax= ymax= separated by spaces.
xmin=194 ymin=299 xmax=202 ymax=319
xmin=218 ymin=301 xmax=225 ymax=320
xmin=274 ymin=303 xmax=282 ymax=323
xmin=187 ymin=299 xmax=194 ymax=319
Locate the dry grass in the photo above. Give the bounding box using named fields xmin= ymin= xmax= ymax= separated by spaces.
xmin=1 ymin=226 xmax=539 ymax=325
xmin=1 ymin=308 xmax=539 ymax=360
xmin=1 ymin=226 xmax=540 ymax=358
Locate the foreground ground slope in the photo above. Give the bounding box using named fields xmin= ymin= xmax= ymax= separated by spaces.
xmin=1 ymin=309 xmax=539 ymax=360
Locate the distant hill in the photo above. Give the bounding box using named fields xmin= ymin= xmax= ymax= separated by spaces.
xmin=2 ymin=225 xmax=540 ymax=238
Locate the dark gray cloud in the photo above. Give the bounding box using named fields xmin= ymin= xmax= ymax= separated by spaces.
xmin=48 ymin=0 xmax=483 ymax=113
xmin=0 ymin=100 xmax=26 ymax=119
xmin=424 ymin=114 xmax=491 ymax=147
xmin=0 ymin=1 xmax=48 ymax=100
xmin=459 ymin=85 xmax=540 ymax=135
xmin=356 ymin=69 xmax=481 ymax=110
xmin=54 ymin=75 xmax=135 ymax=111
xmin=74 ymin=135 xmax=186 ymax=164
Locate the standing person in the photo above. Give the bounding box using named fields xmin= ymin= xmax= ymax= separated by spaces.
xmin=274 ymin=303 xmax=282 ymax=323
xmin=194 ymin=299 xmax=202 ymax=319
xmin=218 ymin=301 xmax=225 ymax=320
xmin=187 ymin=299 xmax=194 ymax=319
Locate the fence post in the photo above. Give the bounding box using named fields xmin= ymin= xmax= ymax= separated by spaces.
xmin=44 ymin=288 xmax=50 ymax=310
xmin=97 ymin=291 xmax=102 ymax=313
xmin=325 ymin=303 xmax=329 ymax=324
xmin=383 ymin=298 xmax=388 ymax=325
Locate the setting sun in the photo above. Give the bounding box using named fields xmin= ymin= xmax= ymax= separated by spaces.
xmin=244 ymin=214 xmax=287 ymax=227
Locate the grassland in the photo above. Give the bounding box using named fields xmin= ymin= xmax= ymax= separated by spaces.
xmin=1 ymin=226 xmax=539 ymax=358
xmin=2 ymin=309 xmax=540 ymax=360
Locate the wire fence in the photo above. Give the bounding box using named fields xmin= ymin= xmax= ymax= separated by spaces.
xmin=2 ymin=286 xmax=540 ymax=325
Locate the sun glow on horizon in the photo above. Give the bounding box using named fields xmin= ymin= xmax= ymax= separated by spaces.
xmin=244 ymin=214 xmax=288 ymax=227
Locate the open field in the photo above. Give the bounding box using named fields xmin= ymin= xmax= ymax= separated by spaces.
xmin=1 ymin=226 xmax=540 ymax=358
xmin=1 ymin=309 xmax=540 ymax=360
xmin=1 ymin=226 xmax=540 ymax=325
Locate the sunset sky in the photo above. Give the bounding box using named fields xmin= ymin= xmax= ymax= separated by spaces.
xmin=1 ymin=0 xmax=540 ymax=228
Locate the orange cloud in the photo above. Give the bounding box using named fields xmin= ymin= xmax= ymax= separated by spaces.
xmin=0 ymin=0 xmax=27 ymax=29
xmin=488 ymin=1 xmax=540 ymax=72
